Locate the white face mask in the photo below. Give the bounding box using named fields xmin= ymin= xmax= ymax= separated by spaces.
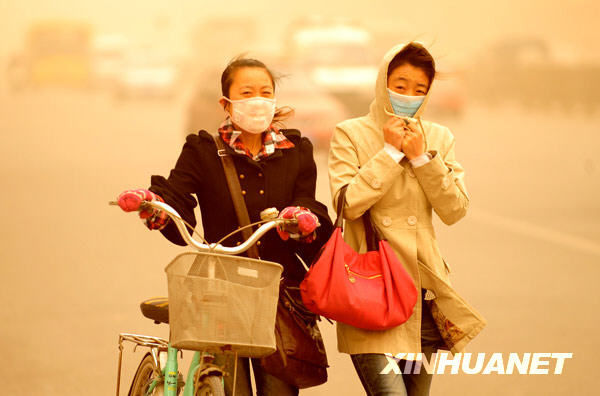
xmin=224 ymin=96 xmax=276 ymax=134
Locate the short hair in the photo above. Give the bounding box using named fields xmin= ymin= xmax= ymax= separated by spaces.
xmin=387 ymin=43 xmax=436 ymax=88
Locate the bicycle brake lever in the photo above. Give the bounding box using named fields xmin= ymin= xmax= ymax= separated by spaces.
xmin=139 ymin=202 xmax=153 ymax=212
xmin=260 ymin=207 xmax=279 ymax=220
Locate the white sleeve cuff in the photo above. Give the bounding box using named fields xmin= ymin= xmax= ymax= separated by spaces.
xmin=409 ymin=153 xmax=432 ymax=168
xmin=384 ymin=143 xmax=406 ymax=163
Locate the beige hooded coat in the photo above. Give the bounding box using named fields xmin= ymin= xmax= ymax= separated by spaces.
xmin=328 ymin=43 xmax=486 ymax=356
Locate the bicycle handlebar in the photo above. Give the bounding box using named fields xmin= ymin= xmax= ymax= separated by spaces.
xmin=109 ymin=200 xmax=296 ymax=255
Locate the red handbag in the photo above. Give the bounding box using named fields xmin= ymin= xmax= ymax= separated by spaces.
xmin=300 ymin=185 xmax=418 ymax=330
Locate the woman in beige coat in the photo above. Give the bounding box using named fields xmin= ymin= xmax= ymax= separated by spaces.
xmin=328 ymin=42 xmax=486 ymax=395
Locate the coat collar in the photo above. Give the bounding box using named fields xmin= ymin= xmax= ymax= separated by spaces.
xmin=218 ymin=137 xmax=284 ymax=169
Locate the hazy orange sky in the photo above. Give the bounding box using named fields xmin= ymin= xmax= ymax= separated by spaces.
xmin=1 ymin=0 xmax=599 ymax=62
xmin=2 ymin=2 xmax=600 ymax=396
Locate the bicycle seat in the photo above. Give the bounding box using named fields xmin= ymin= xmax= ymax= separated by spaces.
xmin=140 ymin=297 xmax=169 ymax=324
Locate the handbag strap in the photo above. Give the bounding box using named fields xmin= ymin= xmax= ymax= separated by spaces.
xmin=334 ymin=185 xmax=348 ymax=228
xmin=213 ymin=135 xmax=260 ymax=259
xmin=335 ymin=184 xmax=384 ymax=252
xmin=362 ymin=213 xmax=380 ymax=252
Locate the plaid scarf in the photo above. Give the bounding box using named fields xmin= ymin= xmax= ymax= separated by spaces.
xmin=218 ymin=118 xmax=295 ymax=161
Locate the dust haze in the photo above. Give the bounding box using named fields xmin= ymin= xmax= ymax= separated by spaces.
xmin=1 ymin=0 xmax=599 ymax=395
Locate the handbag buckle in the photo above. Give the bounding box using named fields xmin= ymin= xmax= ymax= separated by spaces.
xmin=217 ymin=149 xmax=228 ymax=157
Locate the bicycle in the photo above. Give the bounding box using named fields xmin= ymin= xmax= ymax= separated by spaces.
xmin=111 ymin=199 xmax=296 ymax=396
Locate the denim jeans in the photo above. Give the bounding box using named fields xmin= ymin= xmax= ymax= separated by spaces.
xmin=350 ymin=293 xmax=445 ymax=396
xmin=212 ymin=354 xmax=299 ymax=396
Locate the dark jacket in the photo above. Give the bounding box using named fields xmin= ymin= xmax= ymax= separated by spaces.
xmin=149 ymin=129 xmax=333 ymax=283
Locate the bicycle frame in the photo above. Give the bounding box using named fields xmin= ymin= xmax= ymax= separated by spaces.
xmin=112 ymin=200 xmax=296 ymax=395
xmin=116 ymin=333 xmax=225 ymax=396
xmin=151 ymin=343 xmax=215 ymax=396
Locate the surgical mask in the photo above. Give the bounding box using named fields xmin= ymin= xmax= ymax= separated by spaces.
xmin=224 ymin=96 xmax=276 ymax=134
xmin=387 ymin=88 xmax=425 ymax=117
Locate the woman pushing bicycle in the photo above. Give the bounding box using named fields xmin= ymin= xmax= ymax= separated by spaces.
xmin=117 ymin=57 xmax=333 ymax=395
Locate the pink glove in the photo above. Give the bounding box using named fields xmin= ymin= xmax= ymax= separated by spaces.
xmin=117 ymin=189 xmax=169 ymax=230
xmin=276 ymin=206 xmax=320 ymax=243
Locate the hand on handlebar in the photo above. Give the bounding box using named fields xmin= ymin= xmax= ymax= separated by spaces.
xmin=117 ymin=189 xmax=169 ymax=230
xmin=276 ymin=206 xmax=320 ymax=243
xmin=112 ymin=198 xmax=293 ymax=254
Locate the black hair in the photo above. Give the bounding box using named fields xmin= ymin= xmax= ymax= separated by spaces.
xmin=387 ymin=42 xmax=436 ymax=88
xmin=220 ymin=56 xmax=277 ymax=98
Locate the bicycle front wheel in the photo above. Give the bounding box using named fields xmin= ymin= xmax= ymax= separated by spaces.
xmin=194 ymin=375 xmax=225 ymax=396
xmin=128 ymin=353 xmax=164 ymax=396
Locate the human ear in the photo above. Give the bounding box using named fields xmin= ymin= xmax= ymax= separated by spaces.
xmin=219 ymin=97 xmax=230 ymax=112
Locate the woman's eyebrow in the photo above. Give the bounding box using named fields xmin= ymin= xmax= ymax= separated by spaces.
xmin=238 ymin=84 xmax=272 ymax=90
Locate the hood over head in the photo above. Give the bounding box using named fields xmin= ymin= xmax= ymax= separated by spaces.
xmin=369 ymin=42 xmax=435 ymax=129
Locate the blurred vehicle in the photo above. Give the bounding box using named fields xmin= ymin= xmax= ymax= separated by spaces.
xmin=190 ymin=18 xmax=258 ymax=60
xmin=183 ymin=68 xmax=349 ymax=151
xmin=184 ymin=67 xmax=224 ymax=135
xmin=113 ymin=47 xmax=179 ymax=100
xmin=91 ymin=34 xmax=128 ymax=88
xmin=6 ymin=20 xmax=92 ymax=90
xmin=283 ymin=17 xmax=378 ymax=117
xmin=425 ymin=66 xmax=468 ymax=119
xmin=277 ymin=70 xmax=350 ymax=150
xmin=466 ymin=38 xmax=600 ymax=113
xmin=187 ymin=18 xmax=260 ymax=83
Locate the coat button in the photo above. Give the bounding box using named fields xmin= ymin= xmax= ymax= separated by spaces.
xmin=236 ymin=241 xmax=241 ymax=246
xmin=257 ymin=241 xmax=261 ymax=246
xmin=242 ymin=190 xmax=246 ymax=195
xmin=239 ymin=174 xmax=245 ymax=179
xmin=258 ymin=172 xmax=263 ymax=177
xmin=407 ymin=216 xmax=417 ymax=226
xmin=259 ymin=190 xmax=264 ymax=195
xmin=408 ymin=170 xmax=416 ymax=178
xmin=382 ymin=216 xmax=392 ymax=227
xmin=442 ymin=176 xmax=450 ymax=190
xmin=372 ymin=179 xmax=382 ymax=189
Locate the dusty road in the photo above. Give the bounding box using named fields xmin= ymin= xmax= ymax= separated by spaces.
xmin=1 ymin=85 xmax=598 ymax=395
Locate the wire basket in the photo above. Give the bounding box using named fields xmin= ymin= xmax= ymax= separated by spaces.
xmin=165 ymin=252 xmax=283 ymax=357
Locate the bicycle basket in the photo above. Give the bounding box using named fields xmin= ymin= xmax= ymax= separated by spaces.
xmin=165 ymin=252 xmax=283 ymax=357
